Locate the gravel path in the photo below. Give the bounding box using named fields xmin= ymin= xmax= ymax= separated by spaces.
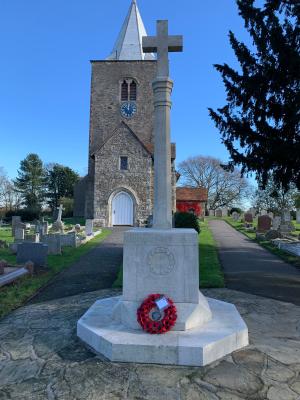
xmin=29 ymin=228 xmax=127 ymax=304
xmin=209 ymin=220 xmax=300 ymax=306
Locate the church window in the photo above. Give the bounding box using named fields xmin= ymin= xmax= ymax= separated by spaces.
xmin=120 ymin=156 xmax=128 ymax=171
xmin=129 ymin=80 xmax=137 ymax=101
xmin=121 ymin=80 xmax=129 ymax=101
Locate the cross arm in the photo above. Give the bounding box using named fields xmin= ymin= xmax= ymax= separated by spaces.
xmin=142 ymin=36 xmax=183 ymax=53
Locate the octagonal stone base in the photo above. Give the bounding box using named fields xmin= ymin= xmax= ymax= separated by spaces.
xmin=77 ymin=296 xmax=248 ymax=367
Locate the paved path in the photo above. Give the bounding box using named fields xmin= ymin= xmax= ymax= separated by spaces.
xmin=209 ymin=220 xmax=300 ymax=306
xmin=30 ymin=228 xmax=127 ymax=304
xmin=1 ymin=288 xmax=300 ymax=399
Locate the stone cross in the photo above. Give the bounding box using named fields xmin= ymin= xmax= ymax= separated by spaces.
xmin=143 ymin=20 xmax=183 ymax=77
xmin=143 ymin=21 xmax=183 ymax=229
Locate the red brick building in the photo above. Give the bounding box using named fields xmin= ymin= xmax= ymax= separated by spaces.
xmin=176 ymin=187 xmax=208 ymax=217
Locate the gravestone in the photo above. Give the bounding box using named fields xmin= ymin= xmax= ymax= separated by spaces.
xmin=209 ymin=210 xmax=215 ymax=217
xmin=244 ymin=213 xmax=253 ymax=223
xmin=17 ymin=243 xmax=48 ymax=267
xmin=60 ymin=232 xmax=76 ymax=247
xmin=249 ymin=208 xmax=256 ymax=217
xmin=11 ymin=216 xmax=21 ymax=236
xmin=42 ymin=234 xmax=61 ymax=255
xmin=232 ymin=211 xmax=239 ymax=221
xmin=78 ymin=18 xmax=248 ymax=367
xmin=273 ymin=216 xmax=281 ymax=230
xmin=215 ymin=209 xmax=222 ymax=218
xmin=42 ymin=221 xmax=49 ymax=235
xmin=257 ymin=215 xmax=272 ymax=232
xmin=85 ymin=219 xmax=94 ymax=236
xmin=297 ymin=209 xmax=300 ymax=224
xmin=261 ymin=209 xmax=268 ymax=216
xmin=15 ymin=228 xmax=25 ymax=242
xmin=279 ymin=209 xmax=294 ymax=233
xmin=25 ymin=234 xmax=39 ymax=243
xmin=268 ymin=212 xmax=274 ymax=220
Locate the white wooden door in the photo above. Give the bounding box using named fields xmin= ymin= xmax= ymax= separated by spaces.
xmin=112 ymin=192 xmax=134 ymax=226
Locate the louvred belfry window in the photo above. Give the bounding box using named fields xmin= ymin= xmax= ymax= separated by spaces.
xmin=121 ymin=80 xmax=129 ymax=101
xmin=129 ymin=81 xmax=137 ymax=101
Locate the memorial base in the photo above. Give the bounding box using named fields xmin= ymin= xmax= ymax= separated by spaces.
xmin=77 ymin=296 xmax=248 ymax=367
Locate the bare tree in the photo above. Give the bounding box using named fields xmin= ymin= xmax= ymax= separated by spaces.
xmin=0 ymin=167 xmax=22 ymax=212
xmin=178 ymin=156 xmax=249 ymax=211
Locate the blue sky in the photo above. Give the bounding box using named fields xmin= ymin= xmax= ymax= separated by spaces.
xmin=0 ymin=0 xmax=257 ymax=179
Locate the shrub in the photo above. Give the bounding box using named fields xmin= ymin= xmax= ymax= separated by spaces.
xmin=174 ymin=212 xmax=200 ymax=233
xmin=230 ymin=207 xmax=242 ymax=215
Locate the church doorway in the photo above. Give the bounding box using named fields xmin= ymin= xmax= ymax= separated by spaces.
xmin=112 ymin=191 xmax=134 ymax=226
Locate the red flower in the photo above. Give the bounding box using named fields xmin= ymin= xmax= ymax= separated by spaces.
xmin=137 ymin=294 xmax=177 ymax=334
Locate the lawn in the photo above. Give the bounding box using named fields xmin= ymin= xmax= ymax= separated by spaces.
xmin=113 ymin=220 xmax=224 ymax=289
xmin=0 ymin=229 xmax=111 ymax=319
xmin=225 ymin=217 xmax=300 ymax=269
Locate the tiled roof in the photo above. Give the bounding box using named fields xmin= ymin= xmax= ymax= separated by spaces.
xmin=176 ymin=187 xmax=208 ymax=202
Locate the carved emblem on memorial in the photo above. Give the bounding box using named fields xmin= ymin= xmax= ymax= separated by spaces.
xmin=147 ymin=247 xmax=175 ymax=276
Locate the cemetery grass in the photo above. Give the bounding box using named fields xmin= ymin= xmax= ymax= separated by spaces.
xmin=113 ymin=220 xmax=224 ymax=289
xmin=224 ymin=218 xmax=300 ymax=269
xmin=0 ymin=229 xmax=111 ymax=319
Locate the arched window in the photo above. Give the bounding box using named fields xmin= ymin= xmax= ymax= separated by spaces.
xmin=121 ymin=80 xmax=129 ymax=101
xmin=129 ymin=80 xmax=137 ymax=101
xmin=120 ymin=79 xmax=137 ymax=101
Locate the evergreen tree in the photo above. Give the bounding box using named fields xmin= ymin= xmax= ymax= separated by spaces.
xmin=46 ymin=164 xmax=79 ymax=210
xmin=14 ymin=154 xmax=46 ymax=211
xmin=209 ymin=0 xmax=300 ymax=191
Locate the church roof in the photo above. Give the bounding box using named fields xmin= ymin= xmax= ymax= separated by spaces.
xmin=176 ymin=187 xmax=208 ymax=202
xmin=106 ymin=0 xmax=155 ymax=61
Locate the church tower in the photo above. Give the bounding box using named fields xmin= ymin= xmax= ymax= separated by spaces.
xmin=74 ymin=0 xmax=176 ymax=226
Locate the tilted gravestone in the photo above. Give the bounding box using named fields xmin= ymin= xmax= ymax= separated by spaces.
xmin=257 ymin=215 xmax=272 ymax=232
xmin=244 ymin=213 xmax=253 ymax=223
xmin=17 ymin=243 xmax=48 ymax=267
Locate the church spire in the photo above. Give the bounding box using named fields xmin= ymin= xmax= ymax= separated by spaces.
xmin=106 ymin=0 xmax=155 ymax=61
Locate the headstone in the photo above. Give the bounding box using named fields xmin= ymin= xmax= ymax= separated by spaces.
xmin=272 ymin=216 xmax=281 ymax=230
xmin=249 ymin=208 xmax=256 ymax=217
xmin=261 ymin=209 xmax=268 ymax=216
xmin=279 ymin=210 xmax=294 ymax=233
xmin=297 ymin=209 xmax=300 ymax=224
xmin=215 ymin=209 xmax=222 ymax=218
xmin=42 ymin=234 xmax=62 ymax=255
xmin=12 ymin=216 xmax=21 ymax=236
xmin=25 ymin=234 xmax=40 ymax=243
xmin=232 ymin=212 xmax=239 ymax=221
xmin=85 ymin=219 xmax=94 ymax=236
xmin=42 ymin=221 xmax=49 ymax=235
xmin=60 ymin=232 xmax=76 ymax=247
xmin=244 ymin=213 xmax=253 ymax=223
xmin=257 ymin=215 xmax=272 ymax=232
xmin=17 ymin=243 xmax=48 ymax=267
xmin=15 ymin=228 xmax=25 ymax=241
xmin=209 ymin=210 xmax=215 ymax=217
xmin=222 ymin=207 xmax=228 ymax=217
xmin=268 ymin=212 xmax=274 ymax=220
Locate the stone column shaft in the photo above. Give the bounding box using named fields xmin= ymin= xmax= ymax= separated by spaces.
xmin=152 ymin=77 xmax=173 ymax=229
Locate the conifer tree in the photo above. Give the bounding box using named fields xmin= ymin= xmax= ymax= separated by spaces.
xmin=14 ymin=153 xmax=46 ymax=211
xmin=209 ymin=0 xmax=300 ymax=191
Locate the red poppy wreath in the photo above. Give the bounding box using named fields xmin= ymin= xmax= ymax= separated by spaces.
xmin=137 ymin=293 xmax=177 ymax=334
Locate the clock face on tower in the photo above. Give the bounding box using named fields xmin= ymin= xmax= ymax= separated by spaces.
xmin=120 ymin=102 xmax=137 ymax=119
